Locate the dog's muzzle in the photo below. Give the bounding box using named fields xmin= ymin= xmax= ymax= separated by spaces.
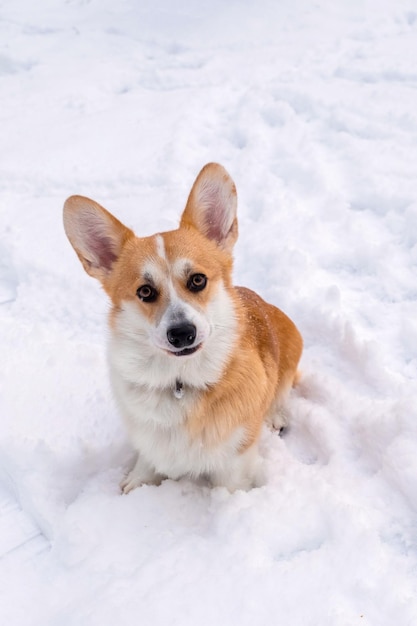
xmin=167 ymin=323 xmax=197 ymax=350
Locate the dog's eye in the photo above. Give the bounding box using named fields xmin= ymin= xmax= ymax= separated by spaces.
xmin=137 ymin=284 xmax=158 ymax=302
xmin=187 ymin=273 xmax=207 ymax=292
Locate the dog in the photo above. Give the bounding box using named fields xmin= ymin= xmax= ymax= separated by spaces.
xmin=63 ymin=163 xmax=303 ymax=492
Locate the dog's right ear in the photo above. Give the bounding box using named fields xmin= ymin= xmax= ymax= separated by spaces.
xmin=63 ymin=196 xmax=134 ymax=282
xmin=180 ymin=163 xmax=238 ymax=254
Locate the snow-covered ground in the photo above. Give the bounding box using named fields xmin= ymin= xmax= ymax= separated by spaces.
xmin=1 ymin=0 xmax=417 ymax=623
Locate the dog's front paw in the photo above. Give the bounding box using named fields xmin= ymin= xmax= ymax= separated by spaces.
xmin=120 ymin=473 xmax=144 ymax=494
xmin=120 ymin=457 xmax=163 ymax=494
xmin=267 ymin=407 xmax=289 ymax=433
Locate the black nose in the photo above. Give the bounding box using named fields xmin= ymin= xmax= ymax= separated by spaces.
xmin=167 ymin=323 xmax=197 ymax=349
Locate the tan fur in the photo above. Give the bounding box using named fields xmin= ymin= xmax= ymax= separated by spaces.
xmin=187 ymin=286 xmax=302 ymax=449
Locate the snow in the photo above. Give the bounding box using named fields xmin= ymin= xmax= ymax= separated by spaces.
xmin=1 ymin=0 xmax=417 ymax=623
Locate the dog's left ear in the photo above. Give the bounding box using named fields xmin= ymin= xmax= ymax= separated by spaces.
xmin=180 ymin=163 xmax=238 ymax=253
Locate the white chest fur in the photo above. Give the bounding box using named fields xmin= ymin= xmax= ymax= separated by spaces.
xmin=108 ymin=286 xmax=260 ymax=491
xmin=111 ymin=369 xmax=248 ymax=485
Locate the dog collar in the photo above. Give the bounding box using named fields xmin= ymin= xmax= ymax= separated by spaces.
xmin=174 ymin=379 xmax=184 ymax=399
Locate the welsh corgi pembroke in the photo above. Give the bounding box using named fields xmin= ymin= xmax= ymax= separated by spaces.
xmin=63 ymin=163 xmax=303 ymax=492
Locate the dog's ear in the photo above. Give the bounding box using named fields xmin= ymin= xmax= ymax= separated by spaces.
xmin=180 ymin=163 xmax=238 ymax=253
xmin=63 ymin=195 xmax=134 ymax=282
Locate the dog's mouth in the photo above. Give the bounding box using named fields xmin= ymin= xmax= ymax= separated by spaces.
xmin=168 ymin=344 xmax=202 ymax=357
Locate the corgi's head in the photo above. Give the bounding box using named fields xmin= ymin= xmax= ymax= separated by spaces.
xmin=63 ymin=163 xmax=239 ymax=388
